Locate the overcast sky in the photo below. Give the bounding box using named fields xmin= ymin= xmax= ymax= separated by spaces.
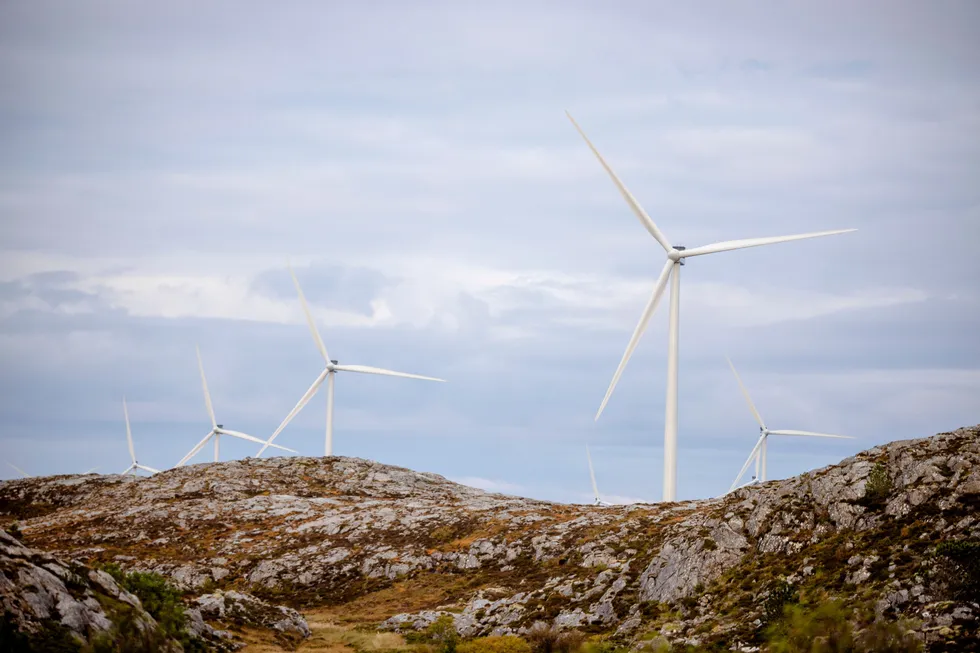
xmin=1 ymin=1 xmax=978 ymax=503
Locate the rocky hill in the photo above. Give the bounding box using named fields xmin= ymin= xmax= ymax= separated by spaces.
xmin=1 ymin=424 xmax=978 ymax=651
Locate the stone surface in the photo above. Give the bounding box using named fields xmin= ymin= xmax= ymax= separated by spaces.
xmin=2 ymin=424 xmax=979 ymax=651
xmin=0 ymin=528 xmax=178 ymax=650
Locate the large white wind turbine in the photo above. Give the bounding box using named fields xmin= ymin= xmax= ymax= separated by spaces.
xmin=726 ymin=357 xmax=854 ymax=492
xmin=586 ymin=445 xmax=612 ymax=506
xmin=120 ymin=398 xmax=160 ymax=476
xmin=257 ymin=264 xmax=446 ymax=458
xmin=175 ymin=347 xmax=296 ymax=467
xmin=566 ymin=111 xmax=856 ymax=502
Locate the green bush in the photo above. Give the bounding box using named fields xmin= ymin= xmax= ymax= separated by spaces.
xmin=932 ymin=539 xmax=980 ymax=603
xmin=525 ymin=624 xmax=584 ymax=653
xmin=427 ymin=614 xmax=460 ymax=653
xmin=761 ymin=579 xmax=798 ymax=629
xmin=765 ymin=600 xmax=854 ymax=652
xmin=765 ymin=600 xmax=921 ymax=653
xmin=861 ymin=463 xmax=892 ymax=507
xmin=6 ymin=522 xmax=23 ymax=541
xmin=99 ymin=563 xmax=206 ymax=651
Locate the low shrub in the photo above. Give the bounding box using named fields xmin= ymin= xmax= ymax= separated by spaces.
xmin=427 ymin=614 xmax=460 ymax=653
xmin=765 ymin=600 xmax=921 ymax=653
xmin=760 ymin=579 xmax=798 ymax=629
xmin=525 ymin=624 xmax=584 ymax=653
xmin=932 ymin=539 xmax=980 ymax=603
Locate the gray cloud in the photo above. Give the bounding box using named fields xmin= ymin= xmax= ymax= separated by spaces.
xmin=1 ymin=1 xmax=977 ymax=500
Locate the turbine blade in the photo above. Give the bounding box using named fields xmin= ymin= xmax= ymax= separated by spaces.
xmin=196 ymin=346 xmax=218 ymax=429
xmin=595 ymin=259 xmax=673 ymax=421
xmin=725 ymin=357 xmax=766 ymax=430
xmin=565 ymin=111 xmax=672 ymax=252
xmin=257 ymin=370 xmax=328 ymax=457
xmin=586 ymin=445 xmax=600 ymax=503
xmin=176 ymin=431 xmax=214 ymax=467
xmin=123 ymin=397 xmax=136 ymax=463
xmin=137 ymin=464 xmax=161 ymax=474
xmin=768 ymin=429 xmax=854 ymax=439
xmin=678 ymin=229 xmax=857 ymax=259
xmin=288 ymin=262 xmax=331 ymax=365
xmin=120 ymin=463 xmax=136 ymax=476
xmin=729 ymin=436 xmax=765 ymax=493
xmin=218 ymin=428 xmax=298 ymax=453
xmin=7 ymin=462 xmax=31 ymax=478
xmin=84 ymin=467 xmax=99 ymax=474
xmin=333 ymin=364 xmax=446 ymax=382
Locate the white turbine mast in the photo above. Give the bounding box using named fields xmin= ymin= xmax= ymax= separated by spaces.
xmin=257 ymin=263 xmax=447 ymax=458
xmin=120 ymin=398 xmax=160 ymax=476
xmin=586 ymin=445 xmax=612 ymax=506
xmin=726 ymin=356 xmax=854 ymax=492
xmin=566 ymin=111 xmax=856 ymax=503
xmin=175 ymin=347 xmax=296 ymax=467
xmin=6 ymin=462 xmax=31 ymax=478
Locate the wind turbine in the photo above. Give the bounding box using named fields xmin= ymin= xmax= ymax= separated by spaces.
xmin=175 ymin=347 xmax=296 ymax=467
xmin=257 ymin=264 xmax=446 ymax=457
xmin=566 ymin=111 xmax=856 ymax=502
xmin=586 ymin=445 xmax=612 ymax=506
xmin=726 ymin=356 xmax=854 ymax=492
xmin=6 ymin=462 xmax=31 ymax=478
xmin=120 ymin=398 xmax=160 ymax=476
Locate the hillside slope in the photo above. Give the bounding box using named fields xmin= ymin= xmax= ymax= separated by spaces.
xmin=2 ymin=425 xmax=978 ymax=651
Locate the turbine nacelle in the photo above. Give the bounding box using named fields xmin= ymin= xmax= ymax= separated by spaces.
xmin=667 ymin=245 xmax=686 ymax=263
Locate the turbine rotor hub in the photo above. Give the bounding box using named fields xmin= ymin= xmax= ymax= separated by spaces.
xmin=668 ymin=245 xmax=686 ymax=264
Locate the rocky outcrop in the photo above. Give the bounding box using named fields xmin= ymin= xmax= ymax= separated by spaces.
xmin=2 ymin=424 xmax=979 ymax=651
xmin=0 ymin=528 xmax=179 ymax=650
xmin=194 ymin=590 xmax=310 ymax=645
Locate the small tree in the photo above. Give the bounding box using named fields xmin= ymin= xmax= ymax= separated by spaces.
xmin=760 ymin=579 xmax=798 ymax=629
xmin=932 ymin=539 xmax=980 ymax=603
xmin=427 ymin=614 xmax=460 ymax=653
xmin=862 ymin=462 xmax=892 ymax=507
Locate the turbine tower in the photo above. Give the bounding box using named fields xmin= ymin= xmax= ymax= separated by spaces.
xmin=175 ymin=347 xmax=296 ymax=467
xmin=726 ymin=356 xmax=854 ymax=492
xmin=257 ymin=264 xmax=446 ymax=458
xmin=566 ymin=111 xmax=856 ymax=502
xmin=586 ymin=445 xmax=611 ymax=506
xmin=120 ymin=398 xmax=160 ymax=476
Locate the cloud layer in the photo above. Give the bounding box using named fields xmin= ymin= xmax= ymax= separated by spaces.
xmin=1 ymin=1 xmax=978 ymax=502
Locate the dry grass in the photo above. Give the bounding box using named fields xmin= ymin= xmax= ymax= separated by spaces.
xmin=238 ymin=616 xmax=414 ymax=652
xmin=316 ymin=573 xmax=466 ymax=625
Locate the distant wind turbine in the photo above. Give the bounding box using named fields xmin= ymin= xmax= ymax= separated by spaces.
xmin=566 ymin=111 xmax=856 ymax=502
xmin=726 ymin=357 xmax=854 ymax=492
xmin=6 ymin=462 xmax=31 ymax=478
xmin=176 ymin=347 xmax=295 ymax=467
xmin=257 ymin=264 xmax=446 ymax=457
xmin=586 ymin=445 xmax=612 ymax=506
xmin=120 ymin=398 xmax=160 ymax=476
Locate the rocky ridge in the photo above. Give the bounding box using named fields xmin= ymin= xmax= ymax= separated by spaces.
xmin=1 ymin=424 xmax=978 ymax=650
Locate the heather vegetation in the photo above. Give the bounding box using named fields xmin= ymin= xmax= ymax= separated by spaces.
xmin=2 ymin=424 xmax=978 ymax=651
